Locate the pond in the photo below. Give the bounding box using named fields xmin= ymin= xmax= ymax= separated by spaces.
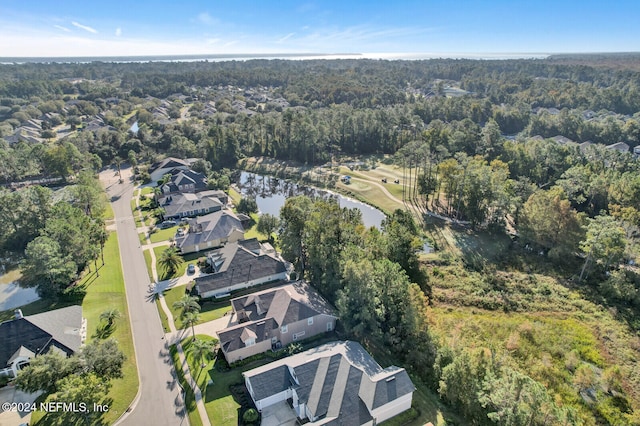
xmin=0 ymin=268 xmax=39 ymax=311
xmin=237 ymin=172 xmax=387 ymax=229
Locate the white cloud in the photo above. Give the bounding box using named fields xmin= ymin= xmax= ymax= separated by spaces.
xmin=206 ymin=38 xmax=221 ymax=45
xmin=277 ymin=33 xmax=296 ymax=44
xmin=197 ymin=12 xmax=215 ymax=25
xmin=71 ymin=21 xmax=98 ymax=34
xmin=54 ymin=25 xmax=71 ymax=33
xmin=115 ymin=27 xmax=122 ymax=37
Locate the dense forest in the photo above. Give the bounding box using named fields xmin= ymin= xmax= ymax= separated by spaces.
xmin=1 ymin=56 xmax=640 ymax=424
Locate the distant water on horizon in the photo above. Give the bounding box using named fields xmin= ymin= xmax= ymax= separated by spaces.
xmin=0 ymin=52 xmax=550 ymax=64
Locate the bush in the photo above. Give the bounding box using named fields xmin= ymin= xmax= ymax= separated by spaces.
xmin=242 ymin=408 xmax=259 ymax=424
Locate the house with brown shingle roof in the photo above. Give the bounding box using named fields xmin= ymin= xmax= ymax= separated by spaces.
xmin=217 ymin=281 xmax=336 ymax=363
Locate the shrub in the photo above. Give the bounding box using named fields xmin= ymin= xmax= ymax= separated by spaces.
xmin=242 ymin=408 xmax=259 ymax=424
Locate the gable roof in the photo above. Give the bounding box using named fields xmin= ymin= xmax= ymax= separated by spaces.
xmin=158 ymin=192 xmax=224 ymax=218
xmin=150 ymin=157 xmax=191 ymax=173
xmin=606 ymin=141 xmax=630 ymax=153
xmin=0 ymin=305 xmax=83 ymax=368
xmin=161 ymin=169 xmax=208 ymax=194
xmin=244 ymin=341 xmax=414 ymax=425
xmin=175 ymin=210 xmax=243 ymax=250
xmin=194 ymin=239 xmax=287 ymax=295
xmin=217 ymin=281 xmax=335 ymax=353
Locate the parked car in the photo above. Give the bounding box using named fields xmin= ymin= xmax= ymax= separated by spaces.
xmin=187 ymin=263 xmax=196 ymax=274
xmin=158 ymin=220 xmax=177 ymax=229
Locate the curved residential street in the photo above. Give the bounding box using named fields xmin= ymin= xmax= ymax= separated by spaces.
xmin=101 ymin=167 xmax=188 ymax=426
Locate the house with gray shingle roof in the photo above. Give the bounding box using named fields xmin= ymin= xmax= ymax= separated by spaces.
xmin=606 ymin=141 xmax=630 ymax=153
xmin=158 ymin=191 xmax=225 ymax=220
xmin=174 ymin=210 xmax=245 ymax=254
xmin=194 ymin=238 xmax=291 ymax=298
xmin=243 ymin=340 xmax=415 ymax=425
xmin=160 ymin=169 xmax=209 ymax=195
xmin=149 ymin=157 xmax=193 ymax=182
xmin=0 ymin=306 xmax=86 ymax=378
xmin=217 ymin=281 xmax=336 ymax=363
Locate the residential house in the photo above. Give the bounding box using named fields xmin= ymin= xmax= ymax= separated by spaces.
xmin=158 ymin=191 xmax=225 ymax=220
xmin=217 ymin=281 xmax=336 ymax=363
xmin=633 ymin=145 xmax=640 ymax=158
xmin=552 ymin=135 xmax=574 ymax=145
xmin=606 ymin=141 xmax=630 ymax=153
xmin=243 ymin=340 xmax=415 ymax=425
xmin=149 ymin=157 xmax=193 ymax=182
xmin=0 ymin=306 xmax=86 ymax=378
xmin=160 ymin=169 xmax=209 ymax=194
xmin=174 ymin=210 xmax=244 ymax=254
xmin=194 ymin=238 xmax=291 ymax=298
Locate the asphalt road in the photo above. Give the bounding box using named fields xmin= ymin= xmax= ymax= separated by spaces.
xmin=102 ymin=168 xmax=188 ymax=426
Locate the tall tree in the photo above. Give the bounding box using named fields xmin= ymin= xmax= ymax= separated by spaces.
xmin=579 ymin=214 xmax=627 ymax=281
xmin=159 ymin=247 xmax=182 ymax=277
xmin=172 ymin=294 xmax=201 ymax=319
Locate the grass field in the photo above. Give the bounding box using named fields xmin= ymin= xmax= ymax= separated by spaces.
xmin=143 ymin=248 xmax=154 ymax=281
xmin=149 ymin=225 xmax=179 ymax=243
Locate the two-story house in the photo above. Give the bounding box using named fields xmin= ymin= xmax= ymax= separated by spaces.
xmin=217 ymin=281 xmax=336 ymax=363
xmin=243 ymin=340 xmax=416 ymax=425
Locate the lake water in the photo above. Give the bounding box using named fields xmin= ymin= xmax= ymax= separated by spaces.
xmin=0 ymin=269 xmax=39 ymax=311
xmin=237 ymin=172 xmax=387 ymax=229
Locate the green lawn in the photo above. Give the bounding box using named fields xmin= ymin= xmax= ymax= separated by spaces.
xmin=29 ymin=233 xmax=138 ymax=425
xmin=141 ymin=186 xmax=154 ymax=196
xmin=169 ymin=344 xmax=203 ymax=426
xmin=228 ymin=187 xmax=242 ymax=205
xmin=143 ymin=249 xmax=154 ymax=281
xmin=149 ymin=225 xmax=179 ymax=243
xmin=156 ymin=297 xmax=171 ymax=333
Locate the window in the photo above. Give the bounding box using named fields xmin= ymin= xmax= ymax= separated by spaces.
xmin=327 ymin=322 xmax=333 ymax=332
xmin=281 ymin=325 xmax=288 ymax=333
xmin=245 ymin=338 xmax=255 ymax=347
xmin=271 ymin=336 xmax=277 ymax=344
xmin=307 ymin=317 xmax=314 ymax=326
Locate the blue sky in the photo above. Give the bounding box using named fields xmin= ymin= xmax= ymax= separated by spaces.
xmin=1 ymin=0 xmax=639 ymax=57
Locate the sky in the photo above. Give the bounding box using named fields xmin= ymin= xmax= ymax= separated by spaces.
xmin=1 ymin=0 xmax=640 ymax=58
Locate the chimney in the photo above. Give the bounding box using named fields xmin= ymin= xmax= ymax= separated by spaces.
xmin=14 ymin=309 xmax=23 ymax=319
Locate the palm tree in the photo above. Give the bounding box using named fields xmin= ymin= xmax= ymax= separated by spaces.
xmin=100 ymin=308 xmax=121 ymax=328
xmin=188 ymin=338 xmax=217 ymax=377
xmin=159 ymin=247 xmax=182 ymax=277
xmin=172 ymin=294 xmax=200 ymax=320
xmin=182 ymin=311 xmax=200 ymax=338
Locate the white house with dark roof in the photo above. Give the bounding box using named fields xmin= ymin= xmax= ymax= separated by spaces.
xmin=243 ymin=340 xmax=415 ymax=425
xmin=0 ymin=306 xmax=86 ymax=378
xmin=194 ymin=238 xmax=291 ymax=298
xmin=217 ymin=281 xmax=336 ymax=363
xmin=174 ymin=210 xmax=245 ymax=254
